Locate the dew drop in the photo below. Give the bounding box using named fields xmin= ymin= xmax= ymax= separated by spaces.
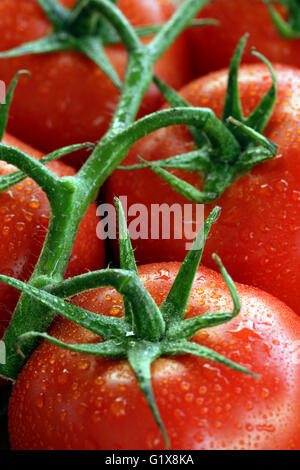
xmin=110 ymin=397 xmax=126 ymax=417
xmin=36 ymin=394 xmax=44 ymax=409
xmin=29 ymin=200 xmax=40 ymax=209
xmin=109 ymin=306 xmax=121 ymax=316
xmin=261 ymin=388 xmax=270 ymax=399
xmin=78 ymin=360 xmax=90 ymax=371
xmin=198 ymin=385 xmax=207 ymax=396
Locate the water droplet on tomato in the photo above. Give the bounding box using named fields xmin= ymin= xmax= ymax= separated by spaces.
xmin=261 ymin=388 xmax=270 ymax=399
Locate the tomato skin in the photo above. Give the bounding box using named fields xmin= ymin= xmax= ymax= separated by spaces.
xmin=0 ymin=0 xmax=191 ymax=165
xmin=187 ymin=0 xmax=300 ymax=77
xmin=0 ymin=133 xmax=105 ymax=339
xmin=106 ymin=64 xmax=300 ymax=314
xmin=8 ymin=262 xmax=300 ymax=450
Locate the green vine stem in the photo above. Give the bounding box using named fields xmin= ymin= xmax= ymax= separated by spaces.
xmin=0 ymin=0 xmax=212 ymax=381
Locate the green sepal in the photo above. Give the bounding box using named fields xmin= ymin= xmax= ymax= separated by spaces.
xmin=115 ymin=196 xmax=138 ymax=274
xmin=118 ymin=149 xmax=211 ymax=173
xmin=46 ymin=268 xmax=164 ymax=343
xmin=68 ymin=0 xmax=92 ymax=27
xmin=162 ymin=340 xmax=259 ymax=379
xmin=38 ymin=0 xmax=70 ymax=30
xmin=49 ymin=270 xmax=166 ymax=343
xmin=236 ymin=145 xmax=278 ymax=172
xmin=222 ymin=34 xmax=247 ymax=126
xmin=223 ymin=35 xmax=277 ymax=146
xmin=153 ymin=75 xmax=207 ymax=148
xmin=76 ymin=36 xmax=122 ymax=90
xmin=167 ymin=253 xmax=240 ymax=339
xmin=161 ymin=207 xmax=221 ymax=323
xmin=0 ymin=142 xmax=94 ymax=193
xmin=0 ymin=70 xmax=30 ymax=141
xmin=127 ymin=341 xmax=169 ymax=449
xmin=226 ymin=117 xmax=277 ymax=155
xmin=0 ymin=33 xmax=77 ymax=59
xmin=147 ymin=163 xmax=218 ymax=203
xmin=0 ymin=2 xmax=122 ymax=90
xmin=265 ymin=0 xmax=300 ymax=39
xmin=245 ymin=50 xmax=277 ymax=133
xmin=114 ymin=196 xmax=137 ymax=323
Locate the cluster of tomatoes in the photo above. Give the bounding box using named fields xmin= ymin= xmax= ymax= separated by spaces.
xmin=1 ymin=0 xmax=300 ymax=451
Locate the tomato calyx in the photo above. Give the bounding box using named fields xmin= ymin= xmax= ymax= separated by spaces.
xmin=119 ymin=35 xmax=278 ymax=204
xmin=0 ymin=0 xmax=215 ymax=91
xmin=0 ymin=0 xmax=123 ymax=89
xmin=0 ymin=198 xmax=258 ymax=446
xmin=264 ymin=0 xmax=300 ymax=39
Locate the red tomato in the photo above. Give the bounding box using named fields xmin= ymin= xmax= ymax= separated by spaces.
xmin=0 ymin=133 xmax=105 ymax=339
xmin=0 ymin=0 xmax=191 ymax=165
xmin=8 ymin=262 xmax=300 ymax=450
xmin=106 ymin=64 xmax=300 ymax=314
xmin=187 ymin=0 xmax=300 ymax=76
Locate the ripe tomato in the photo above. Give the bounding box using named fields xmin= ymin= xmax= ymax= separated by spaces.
xmin=106 ymin=64 xmax=300 ymax=314
xmin=0 ymin=0 xmax=191 ymax=165
xmin=0 ymin=133 xmax=105 ymax=339
xmin=187 ymin=0 xmax=300 ymax=77
xmin=8 ymin=262 xmax=300 ymax=450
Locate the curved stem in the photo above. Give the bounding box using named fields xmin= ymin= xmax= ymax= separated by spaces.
xmin=266 ymin=0 xmax=300 ymax=39
xmin=0 ymin=143 xmax=67 ymax=203
xmin=167 ymin=253 xmax=241 ymax=339
xmin=78 ymin=107 xmax=240 ymax=197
